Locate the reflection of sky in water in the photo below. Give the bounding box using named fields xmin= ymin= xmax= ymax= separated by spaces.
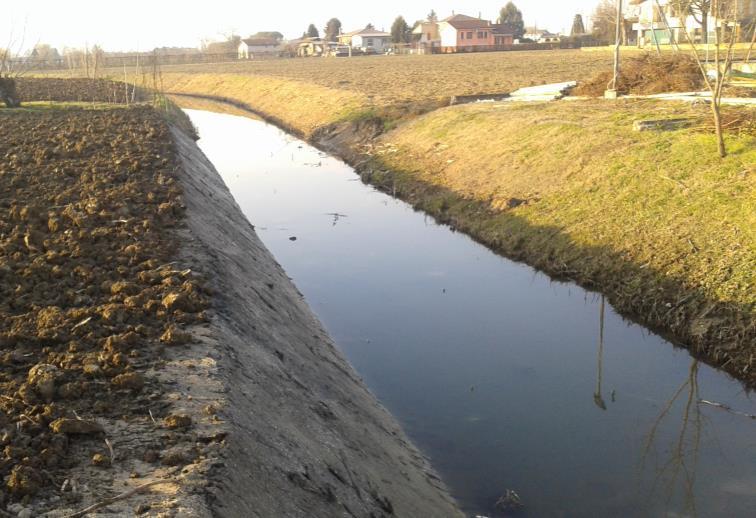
xmin=187 ymin=109 xmax=756 ymax=518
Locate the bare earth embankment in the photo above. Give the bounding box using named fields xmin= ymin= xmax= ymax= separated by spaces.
xmin=154 ymin=50 xmax=755 ymax=387
xmin=0 ymin=84 xmax=461 ymax=516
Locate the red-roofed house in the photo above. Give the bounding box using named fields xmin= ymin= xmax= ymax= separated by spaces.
xmin=438 ymin=14 xmax=515 ymax=50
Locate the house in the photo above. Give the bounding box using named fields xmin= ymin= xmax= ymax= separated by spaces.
xmin=491 ymin=23 xmax=517 ymax=46
xmin=238 ymin=38 xmax=283 ymax=59
xmin=628 ymin=0 xmax=756 ymax=46
xmin=412 ymin=21 xmax=442 ymax=51
xmin=338 ymin=27 xmax=392 ymax=53
xmin=523 ymin=27 xmax=561 ymax=43
xmin=436 ymin=14 xmax=516 ymax=49
xmin=438 ymin=14 xmax=494 ymax=48
xmin=296 ymin=38 xmax=328 ymax=57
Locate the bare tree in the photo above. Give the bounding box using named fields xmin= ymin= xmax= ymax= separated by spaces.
xmin=0 ymin=28 xmax=27 ymax=107
xmin=592 ymin=0 xmax=621 ymax=44
xmin=673 ymin=0 xmax=740 ymax=157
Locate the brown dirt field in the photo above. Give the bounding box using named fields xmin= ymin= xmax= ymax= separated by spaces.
xmin=16 ymin=78 xmax=146 ymax=104
xmin=156 ymin=50 xmax=614 ymax=104
xmin=0 ymin=106 xmax=209 ymax=512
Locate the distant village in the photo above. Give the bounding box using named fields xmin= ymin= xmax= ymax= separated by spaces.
xmin=7 ymin=0 xmax=755 ymax=70
xmin=240 ymin=0 xmax=754 ymax=59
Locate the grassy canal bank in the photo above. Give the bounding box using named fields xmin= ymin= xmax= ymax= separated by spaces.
xmin=153 ymin=54 xmax=755 ymax=387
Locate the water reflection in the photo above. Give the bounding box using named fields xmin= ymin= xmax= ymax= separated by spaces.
xmin=639 ymin=360 xmax=702 ymax=516
xmin=594 ymin=295 xmax=608 ymax=411
xmin=187 ymin=109 xmax=756 ymax=518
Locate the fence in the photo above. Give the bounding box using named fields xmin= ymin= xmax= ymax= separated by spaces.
xmin=7 ymin=52 xmax=246 ymax=73
xmin=432 ymin=40 xmax=606 ymax=54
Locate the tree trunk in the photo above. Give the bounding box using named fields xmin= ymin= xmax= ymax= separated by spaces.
xmin=701 ymin=15 xmax=708 ymax=44
xmin=711 ymin=99 xmax=726 ymax=158
xmin=0 ymin=78 xmax=21 ymax=108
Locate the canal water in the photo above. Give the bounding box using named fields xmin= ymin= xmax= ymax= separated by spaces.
xmin=186 ymin=109 xmax=756 ymax=517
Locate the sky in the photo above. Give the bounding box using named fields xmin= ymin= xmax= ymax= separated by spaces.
xmin=3 ymin=1 xmax=602 ymax=53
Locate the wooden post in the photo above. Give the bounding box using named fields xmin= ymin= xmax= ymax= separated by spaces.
xmin=609 ymin=0 xmax=623 ymax=95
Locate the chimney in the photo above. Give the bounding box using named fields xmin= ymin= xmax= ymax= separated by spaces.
xmin=479 ymin=12 xmax=482 ymax=19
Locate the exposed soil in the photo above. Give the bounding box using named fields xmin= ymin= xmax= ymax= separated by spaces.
xmin=15 ymin=78 xmax=144 ymax=104
xmin=0 ymin=106 xmax=210 ymax=514
xmin=573 ymin=54 xmax=705 ymax=96
xmin=0 ymin=92 xmax=462 ymax=516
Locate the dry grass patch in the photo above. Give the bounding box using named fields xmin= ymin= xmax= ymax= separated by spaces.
xmin=379 ymin=100 xmax=755 ymax=307
xmin=160 ymin=73 xmax=368 ymax=137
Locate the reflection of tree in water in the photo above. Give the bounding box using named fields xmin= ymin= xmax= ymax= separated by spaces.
xmin=593 ymin=295 xmax=616 ymax=410
xmin=639 ymin=360 xmax=703 ymax=516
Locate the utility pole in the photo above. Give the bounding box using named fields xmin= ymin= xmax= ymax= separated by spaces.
xmin=606 ymin=0 xmax=623 ymax=98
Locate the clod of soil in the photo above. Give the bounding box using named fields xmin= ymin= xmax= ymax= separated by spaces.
xmin=163 ymin=414 xmax=192 ymax=430
xmin=49 ymin=418 xmax=104 ymax=435
xmin=0 ymin=105 xmax=207 ymax=510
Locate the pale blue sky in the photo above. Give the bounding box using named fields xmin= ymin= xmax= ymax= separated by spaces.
xmin=5 ymin=1 xmax=601 ymax=52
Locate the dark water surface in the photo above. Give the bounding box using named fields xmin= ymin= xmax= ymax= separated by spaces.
xmin=186 ymin=109 xmax=756 ymax=517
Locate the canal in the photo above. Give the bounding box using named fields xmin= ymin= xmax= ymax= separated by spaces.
xmin=186 ymin=109 xmax=756 ymax=517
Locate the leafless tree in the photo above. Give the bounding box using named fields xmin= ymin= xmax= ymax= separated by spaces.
xmin=593 ymin=0 xmax=628 ymax=44
xmin=673 ymin=0 xmax=740 ymax=157
xmin=0 ymin=28 xmax=27 ymax=107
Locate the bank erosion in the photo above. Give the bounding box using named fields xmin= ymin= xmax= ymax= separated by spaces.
xmin=0 ymin=80 xmax=461 ymax=517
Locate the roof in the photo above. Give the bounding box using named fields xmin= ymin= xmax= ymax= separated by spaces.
xmin=491 ymin=23 xmax=517 ymax=36
xmin=242 ymin=38 xmax=280 ymax=46
xmin=441 ymin=14 xmax=492 ymax=30
xmin=341 ymin=28 xmax=391 ymax=38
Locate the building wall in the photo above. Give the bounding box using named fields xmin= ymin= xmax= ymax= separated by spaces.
xmin=352 ymin=35 xmax=390 ymax=51
xmin=457 ymin=27 xmax=493 ymax=46
xmin=414 ymin=22 xmax=441 ymax=43
xmin=439 ymin=24 xmax=496 ymax=47
xmin=493 ymin=35 xmax=514 ymax=45
xmin=439 ymin=24 xmax=458 ymax=47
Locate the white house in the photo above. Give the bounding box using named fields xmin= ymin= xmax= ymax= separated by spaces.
xmin=627 ymin=0 xmax=756 ymax=46
xmin=338 ymin=27 xmax=391 ymax=52
xmin=523 ymin=27 xmax=561 ymax=43
xmin=238 ymin=38 xmax=283 ymax=59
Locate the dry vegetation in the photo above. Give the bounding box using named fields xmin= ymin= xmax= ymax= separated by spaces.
xmin=0 ymin=105 xmax=210 ymax=511
xmin=573 ymin=54 xmax=705 ymax=96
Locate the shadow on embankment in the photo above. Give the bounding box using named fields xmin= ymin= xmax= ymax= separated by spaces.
xmin=170 ymin=92 xmax=756 ymax=390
